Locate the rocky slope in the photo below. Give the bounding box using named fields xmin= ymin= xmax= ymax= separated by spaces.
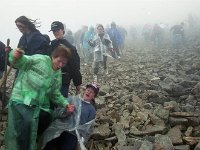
xmin=1 ymin=43 xmax=200 ymax=149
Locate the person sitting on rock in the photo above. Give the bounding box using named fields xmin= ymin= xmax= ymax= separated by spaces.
xmin=40 ymin=83 xmax=99 ymax=150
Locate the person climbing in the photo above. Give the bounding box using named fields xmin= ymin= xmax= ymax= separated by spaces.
xmin=4 ymin=44 xmax=75 ymax=150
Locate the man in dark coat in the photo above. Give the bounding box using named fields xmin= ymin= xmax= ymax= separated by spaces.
xmin=0 ymin=41 xmax=5 ymax=78
xmin=49 ymin=21 xmax=82 ymax=98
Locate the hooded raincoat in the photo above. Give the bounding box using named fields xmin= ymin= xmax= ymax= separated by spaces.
xmin=4 ymin=51 xmax=68 ymax=150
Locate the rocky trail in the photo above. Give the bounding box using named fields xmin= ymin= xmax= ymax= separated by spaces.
xmin=1 ymin=43 xmax=200 ymax=150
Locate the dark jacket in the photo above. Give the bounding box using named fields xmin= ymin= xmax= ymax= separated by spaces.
xmin=0 ymin=41 xmax=5 ymax=71
xmin=49 ymin=39 xmax=82 ymax=87
xmin=18 ymin=30 xmax=49 ymax=55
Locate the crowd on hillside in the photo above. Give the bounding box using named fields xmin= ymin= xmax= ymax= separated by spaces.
xmin=0 ymin=14 xmax=200 ymax=150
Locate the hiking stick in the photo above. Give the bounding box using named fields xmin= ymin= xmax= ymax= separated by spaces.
xmin=0 ymin=50 xmax=22 ymax=90
xmin=0 ymin=47 xmax=25 ymax=86
xmin=89 ymin=139 xmax=94 ymax=150
xmin=1 ymin=39 xmax=10 ymax=107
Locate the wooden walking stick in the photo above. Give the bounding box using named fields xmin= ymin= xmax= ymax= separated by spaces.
xmin=89 ymin=139 xmax=94 ymax=150
xmin=1 ymin=39 xmax=10 ymax=108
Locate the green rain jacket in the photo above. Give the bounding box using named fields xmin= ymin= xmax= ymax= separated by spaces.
xmin=9 ymin=51 xmax=68 ymax=110
xmin=4 ymin=51 xmax=68 ymax=150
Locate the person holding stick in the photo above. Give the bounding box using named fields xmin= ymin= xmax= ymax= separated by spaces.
xmin=4 ymin=44 xmax=75 ymax=150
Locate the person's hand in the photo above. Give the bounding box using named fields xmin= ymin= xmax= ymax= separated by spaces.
xmin=5 ymin=46 xmax=11 ymax=52
xmin=13 ymin=48 xmax=24 ymax=59
xmin=66 ymin=104 xmax=75 ymax=113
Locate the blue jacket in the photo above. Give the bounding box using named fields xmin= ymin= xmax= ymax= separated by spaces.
xmin=82 ymin=30 xmax=95 ymax=49
xmin=107 ymin=28 xmax=122 ymax=46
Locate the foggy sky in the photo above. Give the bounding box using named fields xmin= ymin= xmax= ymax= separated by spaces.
xmin=1 ymin=0 xmax=200 ymax=47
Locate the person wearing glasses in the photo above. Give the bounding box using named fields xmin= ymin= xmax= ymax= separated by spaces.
xmin=15 ymin=16 xmax=49 ymax=55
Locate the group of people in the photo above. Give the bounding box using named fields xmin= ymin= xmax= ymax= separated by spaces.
xmin=141 ymin=22 xmax=185 ymax=48
xmin=0 ymin=16 xmax=103 ymax=150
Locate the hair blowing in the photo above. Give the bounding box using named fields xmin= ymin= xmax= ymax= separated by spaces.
xmin=15 ymin=16 xmax=40 ymax=32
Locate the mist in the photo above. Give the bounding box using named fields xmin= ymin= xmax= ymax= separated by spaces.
xmin=1 ymin=0 xmax=200 ymax=47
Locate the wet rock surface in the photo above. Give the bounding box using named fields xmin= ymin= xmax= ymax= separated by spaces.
xmin=1 ymin=45 xmax=200 ymax=149
xmin=80 ymin=45 xmax=200 ymax=149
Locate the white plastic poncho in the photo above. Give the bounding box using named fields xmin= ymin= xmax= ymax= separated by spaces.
xmin=39 ymin=96 xmax=95 ymax=150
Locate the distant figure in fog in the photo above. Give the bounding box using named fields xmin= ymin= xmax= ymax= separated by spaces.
xmin=88 ymin=24 xmax=113 ymax=81
xmin=118 ymin=26 xmax=127 ymax=53
xmin=151 ymin=24 xmax=162 ymax=47
xmin=82 ymin=26 xmax=95 ymax=65
xmin=142 ymin=24 xmax=152 ymax=43
xmin=74 ymin=26 xmax=88 ymax=59
xmin=64 ymin=29 xmax=75 ymax=46
xmin=170 ymin=22 xmax=184 ymax=48
xmin=107 ymin=22 xmax=122 ymax=59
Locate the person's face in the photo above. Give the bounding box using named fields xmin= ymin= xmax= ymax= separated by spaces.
xmin=83 ymin=87 xmax=96 ymax=102
xmin=53 ymin=29 xmax=64 ymax=39
xmin=97 ymin=26 xmax=104 ymax=34
xmin=16 ymin=22 xmax=27 ymax=34
xmin=52 ymin=56 xmax=67 ymax=70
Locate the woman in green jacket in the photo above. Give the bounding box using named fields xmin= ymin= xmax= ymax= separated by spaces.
xmin=4 ymin=44 xmax=74 ymax=150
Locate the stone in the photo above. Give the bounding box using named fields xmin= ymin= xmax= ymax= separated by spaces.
xmin=154 ymin=134 xmax=174 ymax=150
xmin=117 ymin=146 xmax=136 ymax=150
xmin=153 ymin=106 xmax=169 ymax=120
xmin=194 ymin=141 xmax=200 ymax=150
xmin=144 ymin=103 xmax=153 ymax=109
xmin=186 ymin=117 xmax=200 ymax=126
xmin=169 ymin=112 xmax=199 ymax=117
xmin=92 ymin=123 xmax=111 ymax=139
xmin=169 ymin=117 xmax=188 ymax=126
xmin=174 ymin=145 xmax=190 ymax=150
xmin=149 ymin=113 xmax=165 ymax=126
xmin=139 ymin=141 xmax=153 ymax=150
xmin=164 ymin=101 xmax=181 ymax=112
xmin=167 ymin=126 xmax=183 ymax=145
xmin=183 ymin=136 xmax=200 ymax=145
xmin=113 ymin=123 xmax=126 ymax=146
xmin=185 ymin=126 xmax=193 ymax=137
